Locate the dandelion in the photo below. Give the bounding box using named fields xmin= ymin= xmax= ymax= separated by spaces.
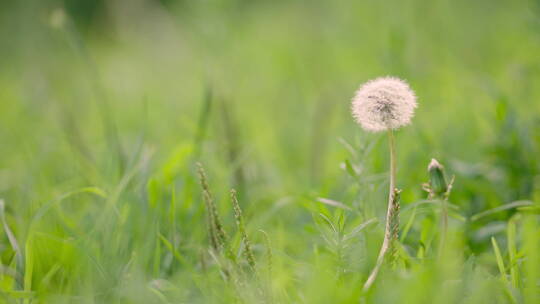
xmin=353 ymin=76 xmax=418 ymax=291
xmin=351 ymin=76 xmax=417 ymax=132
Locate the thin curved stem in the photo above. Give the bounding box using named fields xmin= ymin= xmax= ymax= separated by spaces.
xmin=363 ymin=130 xmax=397 ymax=292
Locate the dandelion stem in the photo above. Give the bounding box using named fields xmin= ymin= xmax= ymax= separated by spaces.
xmin=388 ymin=130 xmax=396 ymax=213
xmin=363 ymin=130 xmax=399 ymax=292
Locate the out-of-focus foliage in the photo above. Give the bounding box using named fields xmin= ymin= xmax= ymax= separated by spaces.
xmin=0 ymin=0 xmax=539 ymax=303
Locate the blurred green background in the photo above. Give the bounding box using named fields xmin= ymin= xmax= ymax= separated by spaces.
xmin=0 ymin=0 xmax=539 ymax=303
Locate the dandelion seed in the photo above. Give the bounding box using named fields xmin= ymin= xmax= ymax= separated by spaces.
xmin=351 ymin=76 xmax=417 ymax=132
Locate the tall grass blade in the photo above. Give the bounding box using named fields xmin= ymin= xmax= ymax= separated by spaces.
xmin=0 ymin=199 xmax=23 ymax=289
xmin=471 ymin=201 xmax=533 ymax=222
xmin=491 ymin=237 xmax=509 ymax=285
xmin=507 ymin=220 xmax=519 ymax=289
xmin=194 ymin=85 xmax=213 ymax=158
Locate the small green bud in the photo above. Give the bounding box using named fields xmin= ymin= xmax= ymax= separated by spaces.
xmin=428 ymin=158 xmax=447 ymax=197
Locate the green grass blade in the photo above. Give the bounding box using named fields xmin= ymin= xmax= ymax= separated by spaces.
xmin=23 ymin=233 xmax=34 ymax=304
xmin=158 ymin=233 xmax=186 ymax=265
xmin=471 ymin=201 xmax=533 ymax=222
xmin=491 ymin=237 xmax=508 ymax=285
xmin=507 ymin=220 xmax=519 ymax=289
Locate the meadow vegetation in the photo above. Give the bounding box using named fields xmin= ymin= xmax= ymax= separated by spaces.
xmin=0 ymin=0 xmax=540 ymax=303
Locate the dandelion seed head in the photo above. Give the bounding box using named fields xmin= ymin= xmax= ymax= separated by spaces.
xmin=351 ymin=76 xmax=417 ymax=132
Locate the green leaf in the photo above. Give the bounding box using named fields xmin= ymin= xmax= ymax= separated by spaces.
xmin=158 ymin=233 xmax=186 ymax=265
xmin=471 ymin=200 xmax=533 ymax=222
xmin=491 ymin=237 xmax=508 ymax=285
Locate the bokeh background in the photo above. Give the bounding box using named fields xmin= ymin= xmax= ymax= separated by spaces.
xmin=0 ymin=0 xmax=539 ymax=303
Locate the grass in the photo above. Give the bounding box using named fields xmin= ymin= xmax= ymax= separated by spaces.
xmin=0 ymin=0 xmax=540 ymax=303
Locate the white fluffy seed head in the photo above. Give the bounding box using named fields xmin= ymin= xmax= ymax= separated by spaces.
xmin=351 ymin=76 xmax=417 ymax=132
